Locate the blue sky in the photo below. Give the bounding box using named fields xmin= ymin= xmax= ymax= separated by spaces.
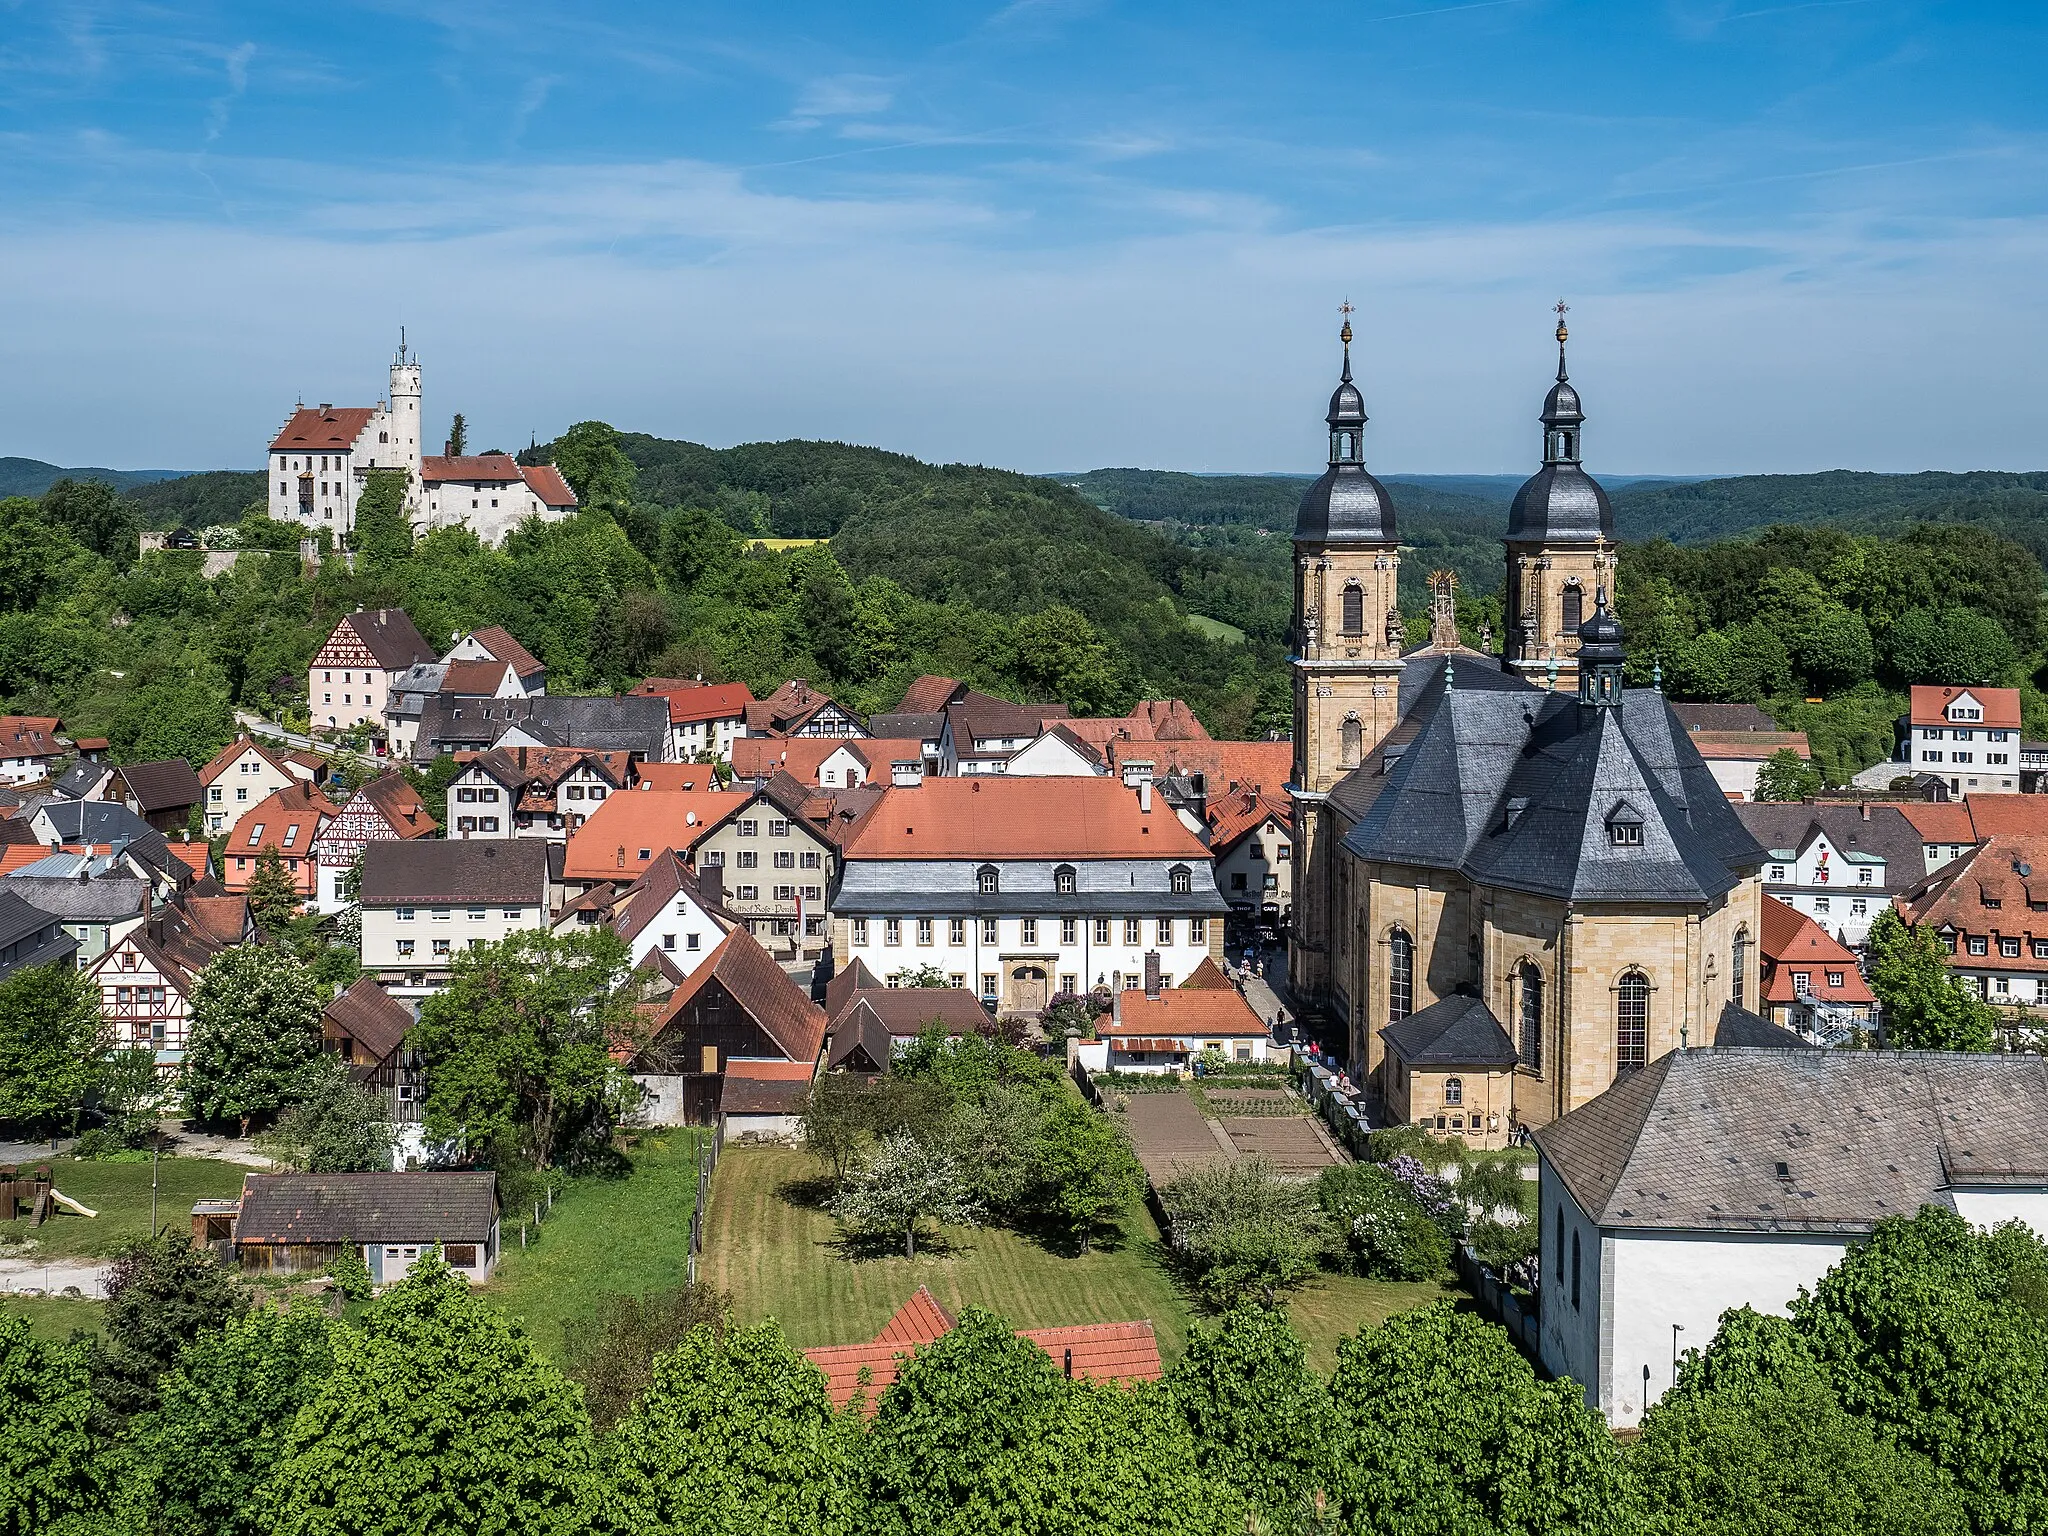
xmin=2 ymin=1 xmax=2044 ymax=475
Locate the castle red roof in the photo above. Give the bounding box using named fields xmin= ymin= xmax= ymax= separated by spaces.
xmin=270 ymin=407 xmax=377 ymax=453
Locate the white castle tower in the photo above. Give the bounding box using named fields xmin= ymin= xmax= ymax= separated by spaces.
xmin=389 ymin=331 xmax=423 ymax=479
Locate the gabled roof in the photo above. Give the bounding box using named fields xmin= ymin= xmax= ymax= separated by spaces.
xmin=0 ymin=889 xmax=74 ymax=968
xmin=324 ymin=977 xmax=413 ymax=1065
xmin=731 ymin=736 xmax=928 ymax=786
xmin=227 ymin=783 xmax=335 ymax=858
xmin=1712 ymin=1000 xmax=1820 ymax=1048
xmin=234 ymin=1172 xmax=497 ymax=1244
xmin=625 ymin=680 xmax=754 ymax=725
xmin=744 ymin=680 xmax=860 ymax=737
xmin=1891 ymin=800 xmax=1979 ymax=845
xmin=441 ymin=658 xmax=519 ymax=695
xmin=1757 ymin=895 xmax=1874 ymax=1005
xmin=333 ymin=609 xmax=437 ymax=671
xmin=199 ymin=734 xmax=298 ymax=788
xmin=359 ymin=838 xmax=550 ymax=905
xmin=1668 ymin=702 xmax=1777 ymax=734
xmin=823 ymin=957 xmax=884 ymax=1018
xmin=896 ymin=676 xmax=967 ymax=715
xmin=610 ymin=850 xmax=734 ymax=946
xmin=840 ymin=778 xmax=1211 ymax=861
xmin=420 ymin=453 xmax=524 ymax=485
xmin=640 ymin=925 xmax=826 ymax=1066
xmin=1122 ymin=699 xmax=1210 ymax=741
xmin=1688 ymin=730 xmax=1811 ymax=762
xmin=828 ymin=986 xmax=990 ymax=1036
xmin=30 ymin=803 xmax=185 ymax=884
xmin=520 ymin=463 xmax=578 ymax=508
xmin=1732 ymin=803 xmax=1922 ymax=886
xmin=561 ymin=788 xmax=745 ymax=882
xmin=351 ymin=771 xmax=437 ymax=838
xmin=1534 ymin=1048 xmax=2048 ymax=1235
xmin=111 ymin=760 xmax=204 ymax=814
xmin=1181 ymin=956 xmax=1232 ymax=989
xmin=54 ymin=762 xmax=110 ymax=799
xmin=1910 ymin=684 xmax=2020 ymax=730
xmin=719 ymin=1056 xmax=816 ymax=1114
xmin=626 ymin=764 xmax=721 ymax=792
xmin=800 ymin=1289 xmax=1162 ymax=1410
xmin=1099 ymin=986 xmax=1270 ymax=1038
xmin=0 ymin=718 xmax=63 ymax=760
xmin=946 ymin=693 xmax=1067 ymax=745
xmin=1957 ymin=795 xmax=2048 ymax=839
xmin=1379 ymin=992 xmax=1518 ymax=1068
xmin=1206 ymin=788 xmax=1293 ymax=853
xmin=269 ymin=406 xmax=376 ymax=453
xmin=458 ymin=626 xmax=545 ymax=678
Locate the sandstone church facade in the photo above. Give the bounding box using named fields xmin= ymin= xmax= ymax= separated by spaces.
xmin=1288 ymin=312 xmax=1773 ymax=1139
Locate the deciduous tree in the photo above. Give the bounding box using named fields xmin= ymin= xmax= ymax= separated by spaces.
xmin=183 ymin=944 xmax=325 ymax=1134
xmin=1752 ymin=747 xmax=1823 ymax=802
xmin=829 ymin=1130 xmax=980 ymax=1259
xmin=258 ymin=1054 xmax=397 ymax=1173
xmin=1167 ymin=1308 xmax=1339 ymax=1529
xmin=0 ymin=960 xmax=109 ymax=1135
xmin=1866 ymin=906 xmax=1996 ymax=1051
xmin=410 ymin=928 xmax=645 ymax=1170
xmin=1159 ymin=1154 xmax=1326 ymax=1306
xmin=0 ymin=1309 xmax=104 ymax=1534
xmin=266 ymin=1255 xmax=597 ymax=1536
xmin=1027 ymin=1093 xmax=1141 ymax=1252
xmin=90 ymin=1234 xmax=251 ymax=1429
xmin=598 ymin=1319 xmax=861 ymax=1534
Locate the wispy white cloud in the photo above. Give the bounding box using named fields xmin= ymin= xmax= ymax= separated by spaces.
xmin=775 ymin=73 xmax=896 ymax=132
xmin=202 ymin=42 xmax=255 ymax=143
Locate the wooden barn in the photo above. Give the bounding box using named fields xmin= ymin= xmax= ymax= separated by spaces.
xmin=221 ymin=1171 xmax=500 ymax=1283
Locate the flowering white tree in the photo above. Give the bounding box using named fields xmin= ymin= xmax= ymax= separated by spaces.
xmin=828 ymin=1131 xmax=981 ymax=1258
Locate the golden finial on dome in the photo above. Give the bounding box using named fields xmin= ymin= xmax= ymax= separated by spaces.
xmin=1554 ymin=297 xmax=1569 ymax=346
xmin=1339 ymin=297 xmax=1354 ymax=347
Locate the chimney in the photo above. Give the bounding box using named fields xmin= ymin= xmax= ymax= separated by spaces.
xmin=892 ymin=759 xmax=925 ymax=788
xmin=1860 ymin=802 xmax=1871 ymax=821
xmin=1121 ymin=758 xmax=1155 ymax=789
xmin=378 ymin=608 xmax=388 ymax=624
xmin=1144 ymin=950 xmax=1162 ymax=999
xmin=1138 ymin=780 xmax=1152 ymax=814
xmin=697 ymin=864 xmax=724 ymax=908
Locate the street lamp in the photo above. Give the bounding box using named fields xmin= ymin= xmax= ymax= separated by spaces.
xmin=1671 ymin=1323 xmax=1685 ymax=1389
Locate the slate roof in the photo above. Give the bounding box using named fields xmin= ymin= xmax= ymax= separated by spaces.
xmin=413 ymin=695 xmax=668 ymax=760
xmin=1711 ymin=999 xmax=1819 ymax=1048
xmin=324 ymin=977 xmax=414 ymax=1065
xmin=1533 ymin=1048 xmax=2048 ymax=1235
xmin=866 ymin=711 xmax=947 ymax=741
xmin=1668 ymin=703 xmax=1778 ymax=734
xmin=359 ymin=838 xmax=550 ymax=905
xmin=0 ymin=873 xmax=148 ymax=921
xmin=1339 ymin=676 xmax=1765 ymax=905
xmin=1380 ymin=992 xmax=1518 ymax=1068
xmin=0 ymin=889 xmax=76 ymax=975
xmin=31 ymin=804 xmax=187 ymax=886
xmin=1733 ymin=803 xmax=1923 ymax=887
xmin=54 ymin=763 xmax=109 ymax=799
xmin=234 ymin=1172 xmax=497 ymax=1244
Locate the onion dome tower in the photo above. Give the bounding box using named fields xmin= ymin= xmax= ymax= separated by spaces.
xmin=1576 ymin=587 xmax=1626 ymax=707
xmin=1503 ymin=303 xmax=1615 ymax=689
xmin=1288 ymin=303 xmax=1407 ymax=1032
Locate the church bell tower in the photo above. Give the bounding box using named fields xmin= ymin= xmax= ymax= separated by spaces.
xmin=1503 ymin=304 xmax=1615 ymax=691
xmin=1288 ymin=307 xmax=1405 ymax=1013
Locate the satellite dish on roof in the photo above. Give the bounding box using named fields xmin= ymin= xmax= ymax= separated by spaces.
xmin=2020 ymin=861 xmax=2033 ymax=878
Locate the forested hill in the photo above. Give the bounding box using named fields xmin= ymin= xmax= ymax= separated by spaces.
xmin=0 ymin=457 xmax=190 ymax=499
xmin=1609 ymin=470 xmax=2048 ymax=557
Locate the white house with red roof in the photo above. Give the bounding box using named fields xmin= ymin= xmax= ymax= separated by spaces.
xmin=266 ymin=342 xmax=423 ymax=536
xmin=199 ymin=734 xmax=320 ymax=835
xmin=1906 ymin=685 xmax=2022 ymax=795
xmin=418 ymin=454 xmax=578 ymax=545
xmin=265 ymin=340 xmax=577 ymax=547
xmin=629 ymin=679 xmax=755 ymax=761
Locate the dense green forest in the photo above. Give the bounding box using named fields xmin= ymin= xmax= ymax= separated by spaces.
xmin=3 ymin=442 xmax=2042 ymax=785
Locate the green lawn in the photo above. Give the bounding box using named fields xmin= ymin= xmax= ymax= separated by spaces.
xmin=0 ymin=1295 xmax=104 ymax=1343
xmin=0 ymin=1156 xmax=251 ymax=1259
xmin=702 ymin=1145 xmax=1443 ymax=1370
xmin=1187 ymin=613 xmax=1247 ymax=644
xmin=479 ymin=1130 xmax=707 ymax=1359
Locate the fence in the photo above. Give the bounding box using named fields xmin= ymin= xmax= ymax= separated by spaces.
xmin=1456 ymin=1242 xmax=1542 ymax=1361
xmin=686 ymin=1119 xmax=726 ymax=1286
xmin=1295 ymin=1056 xmax=1376 ymax=1159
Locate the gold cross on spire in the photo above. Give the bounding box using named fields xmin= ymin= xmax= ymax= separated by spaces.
xmin=1554 ymin=298 xmax=1569 ymax=344
xmin=1339 ymin=297 xmax=1355 ymax=345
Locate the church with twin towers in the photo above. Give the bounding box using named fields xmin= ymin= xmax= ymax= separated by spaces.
xmin=1286 ymin=308 xmax=1778 ymax=1145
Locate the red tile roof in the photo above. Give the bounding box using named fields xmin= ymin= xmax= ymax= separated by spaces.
xmin=1758 ymin=896 xmax=1875 ymax=1005
xmin=641 ymin=926 xmax=827 ymax=1066
xmin=1910 ymin=685 xmax=2021 ymax=731
xmin=355 ymin=770 xmax=438 ymax=838
xmin=1891 ymin=801 xmax=1979 ymax=844
xmin=1957 ymin=796 xmax=2048 ymax=838
xmin=561 ymin=788 xmax=744 ymax=881
xmin=801 ymin=1289 xmax=1161 ymax=1410
xmin=840 ymin=778 xmax=1211 ymax=861
xmin=1688 ymin=731 xmax=1811 ymax=761
xmin=1181 ymin=957 xmax=1232 ymax=989
xmin=1902 ymin=833 xmax=2048 ymax=976
xmin=420 ymin=453 xmax=524 ymax=484
xmin=627 ymin=765 xmax=721 ymax=792
xmin=519 ymin=464 xmax=578 ymax=508
xmin=0 ymin=718 xmax=63 ymax=759
xmin=1099 ymin=986 xmax=1269 ymax=1037
xmin=718 ymin=1056 xmax=818 ymax=1115
xmin=896 ymin=676 xmax=965 ymax=714
xmin=1206 ymin=788 xmax=1293 ymax=853
xmin=223 ymin=784 xmax=336 ymax=894
xmin=440 ymin=658 xmax=517 ymax=695
xmin=269 ymin=407 xmax=376 ymax=453
xmin=731 ymin=736 xmax=927 ymax=786
xmin=635 ymin=681 xmax=754 ymax=726
xmin=198 ymin=734 xmax=297 ymax=788
xmin=462 ymin=626 xmax=545 ymax=678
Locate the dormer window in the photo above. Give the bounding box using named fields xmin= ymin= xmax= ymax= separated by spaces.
xmin=977 ymin=865 xmax=1000 ymax=895
xmin=1054 ymin=865 xmax=1077 ymax=895
xmin=1169 ymin=865 xmax=1193 ymax=895
xmin=1606 ymin=802 xmax=1644 ymax=848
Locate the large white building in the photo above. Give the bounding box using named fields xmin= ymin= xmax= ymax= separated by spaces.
xmin=831 ymin=772 xmax=1229 ymax=1015
xmin=1534 ymin=1047 xmax=2048 ymax=1429
xmin=1905 ymin=685 xmax=2022 ymax=795
xmin=265 ymin=340 xmax=576 ymax=548
xmin=267 ymin=344 xmax=423 ymax=538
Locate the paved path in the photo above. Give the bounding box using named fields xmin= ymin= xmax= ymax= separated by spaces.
xmin=0 ymin=1256 xmax=109 ymax=1298
xmin=232 ymin=711 xmax=330 ymax=754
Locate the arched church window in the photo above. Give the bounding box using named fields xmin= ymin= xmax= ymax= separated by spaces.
xmin=1732 ymin=927 xmax=1749 ymax=1009
xmin=1518 ymin=962 xmax=1543 ymax=1073
xmin=1571 ymin=1229 xmax=1582 ymax=1309
xmin=1561 ymin=582 xmax=1584 ymax=634
xmin=1388 ymin=928 xmax=1414 ymax=1023
xmin=1444 ymin=1076 xmax=1463 ymax=1106
xmin=1616 ymin=970 xmax=1649 ymax=1070
xmin=1341 ymin=583 xmax=1364 ymax=636
xmin=1341 ymin=714 xmax=1363 ymax=768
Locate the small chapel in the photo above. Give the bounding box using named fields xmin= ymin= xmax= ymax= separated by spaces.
xmin=1286 ymin=308 xmax=1784 ymax=1144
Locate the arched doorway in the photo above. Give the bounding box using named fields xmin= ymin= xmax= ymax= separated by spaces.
xmin=1008 ymin=963 xmax=1050 ymax=1015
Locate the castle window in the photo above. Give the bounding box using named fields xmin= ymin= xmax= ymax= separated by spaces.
xmin=1732 ymin=927 xmax=1749 ymax=1009
xmin=1616 ymin=970 xmax=1649 ymax=1070
xmin=1518 ymin=962 xmax=1543 ymax=1073
xmin=1388 ymin=928 xmax=1414 ymax=1023
xmin=1341 ymin=713 xmax=1363 ymax=769
xmin=1341 ymin=583 xmax=1364 ymax=636
xmin=1561 ymin=583 xmax=1583 ymax=634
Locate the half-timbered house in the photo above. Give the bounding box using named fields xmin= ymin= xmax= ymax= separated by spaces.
xmin=309 ymin=771 xmax=438 ymax=912
xmin=87 ymin=890 xmax=248 ymax=1065
xmin=307 ymin=608 xmax=437 ymax=738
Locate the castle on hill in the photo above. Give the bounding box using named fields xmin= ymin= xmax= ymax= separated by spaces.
xmin=1287 ymin=308 xmax=1778 ymax=1145
xmin=263 ymin=337 xmax=578 ymax=548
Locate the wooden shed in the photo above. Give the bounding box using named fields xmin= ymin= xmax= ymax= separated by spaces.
xmin=227 ymin=1171 xmax=500 ymax=1283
